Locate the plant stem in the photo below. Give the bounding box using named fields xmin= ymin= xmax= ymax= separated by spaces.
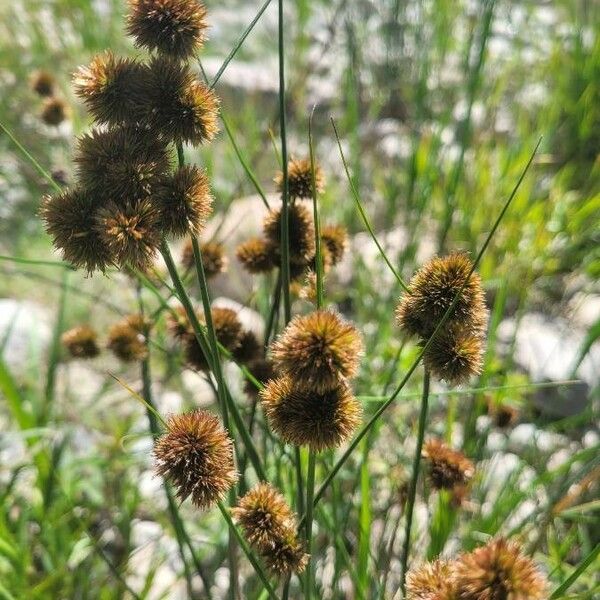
xmin=399 ymin=370 xmax=430 ymax=595
xmin=304 ymin=450 xmax=317 ymax=599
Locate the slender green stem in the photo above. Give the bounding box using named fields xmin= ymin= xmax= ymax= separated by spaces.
xmin=549 ymin=541 xmax=600 ymax=599
xmin=308 ymin=109 xmax=324 ymax=308
xmin=304 ymin=450 xmax=317 ymax=599
xmin=399 ymin=370 xmax=430 ymax=594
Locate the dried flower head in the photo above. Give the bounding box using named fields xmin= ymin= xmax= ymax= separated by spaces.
xmin=40 ymin=188 xmax=111 ymax=273
xmin=181 ymin=239 xmax=227 ymax=277
xmin=423 ymin=325 xmax=484 ymax=386
xmin=107 ymin=314 xmax=149 ymax=362
xmin=167 ymin=305 xmax=194 ymax=340
xmin=145 ymin=57 xmax=219 ymax=144
xmin=406 ymin=558 xmax=458 ymax=600
xmin=96 ymin=200 xmax=161 ymax=270
xmin=155 ymin=165 xmax=212 ymax=237
xmin=320 ymin=224 xmax=348 ymax=266
xmin=41 ymin=97 xmax=68 ymax=126
xmin=127 ymin=0 xmax=208 ymax=60
xmin=396 ymin=253 xmax=488 ymax=339
xmin=232 ymin=330 xmax=262 ymax=364
xmin=261 ymin=376 xmax=362 ymax=451
xmin=74 ymin=126 xmax=170 ymax=202
xmin=455 ymin=538 xmax=548 ymax=600
xmin=232 ymin=482 xmax=297 ymax=549
xmin=270 ymin=310 xmax=363 ymax=393
xmin=73 ymin=52 xmax=148 ymax=126
xmin=236 ymin=238 xmax=276 ymax=274
xmin=422 ymin=438 xmax=475 ymax=491
xmin=489 ymin=401 xmax=519 ymax=428
xmin=261 ymin=533 xmax=309 ymax=577
xmin=154 ymin=410 xmax=237 ymax=509
xmin=274 ymin=158 xmax=325 ymax=200
xmin=31 ymin=70 xmax=55 ymax=97
xmin=263 ymin=202 xmax=315 ymax=266
xmin=244 ymin=358 xmax=275 ymax=399
xmin=61 ymin=325 xmax=100 ymax=359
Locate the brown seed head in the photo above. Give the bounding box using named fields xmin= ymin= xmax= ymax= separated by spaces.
xmin=236 ymin=237 xmax=276 ymax=274
xmin=422 ymin=438 xmax=475 ymax=491
xmin=232 ymin=330 xmax=262 ymax=364
xmin=261 ymin=533 xmax=309 ymax=577
xmin=155 ymin=165 xmax=212 ymax=237
xmin=244 ymin=358 xmax=275 ymax=399
xmin=40 ymin=188 xmax=111 ymax=274
xmin=396 ymin=253 xmax=488 ymax=339
xmin=261 ymin=376 xmax=362 ymax=451
xmin=181 ymin=239 xmax=227 ymax=277
xmin=154 ymin=411 xmax=237 ymax=509
xmin=274 ymin=158 xmax=325 ymax=200
xmin=270 ymin=310 xmax=363 ymax=393
xmin=489 ymin=401 xmax=519 ymax=428
xmin=455 ymin=538 xmax=548 ymax=600
xmin=73 ymin=52 xmax=148 ymax=126
xmin=127 ymin=0 xmax=208 ymax=60
xmin=406 ymin=558 xmax=458 ymax=600
xmin=107 ymin=314 xmax=149 ymax=362
xmin=31 ymin=70 xmax=55 ymax=97
xmin=166 ymin=305 xmax=194 ymax=340
xmin=263 ymin=202 xmax=315 ymax=266
xmin=320 ymin=224 xmax=348 ymax=266
xmin=61 ymin=325 xmax=100 ymax=359
xmin=423 ymin=324 xmax=484 ymax=386
xmin=41 ymin=97 xmax=68 ymax=126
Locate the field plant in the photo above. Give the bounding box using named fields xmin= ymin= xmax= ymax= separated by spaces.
xmin=0 ymin=0 xmax=599 ymax=599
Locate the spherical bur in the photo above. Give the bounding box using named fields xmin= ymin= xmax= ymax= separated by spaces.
xmin=270 ymin=310 xmax=363 ymax=393
xmin=181 ymin=239 xmax=227 ymax=277
xmin=127 ymin=0 xmax=208 ymax=60
xmin=422 ymin=438 xmax=475 ymax=491
xmin=167 ymin=305 xmax=194 ymax=340
xmin=154 ymin=410 xmax=237 ymax=510
xmin=260 ymin=376 xmax=362 ymax=451
xmin=183 ymin=333 xmax=211 ymax=372
xmin=406 ymin=559 xmax=458 ymax=600
xmin=274 ymin=157 xmax=325 ymax=200
xmin=61 ymin=325 xmax=100 ymax=359
xmin=40 ymin=188 xmax=111 ymax=273
xmin=232 ymin=330 xmax=262 ymax=364
xmin=491 ymin=402 xmax=519 ymax=428
xmin=145 ymin=57 xmax=219 ymax=145
xmin=155 ymin=166 xmax=212 ymax=237
xmin=206 ymin=307 xmax=243 ymax=352
xmin=236 ymin=238 xmax=276 ymax=274
xmin=244 ymin=358 xmax=275 ymax=399
xmin=30 ymin=70 xmax=55 ymax=97
xmin=423 ymin=325 xmax=485 ymax=386
xmin=96 ymin=199 xmax=161 ymax=270
xmin=73 ymin=52 xmax=148 ymax=126
xmin=107 ymin=314 xmax=149 ymax=362
xmin=74 ymin=126 xmax=170 ymax=202
xmin=232 ymin=482 xmax=298 ymax=550
xmin=41 ymin=97 xmax=68 ymax=126
xmin=396 ymin=253 xmax=488 ymax=339
xmin=263 ymin=202 xmax=316 ymax=266
xmin=455 ymin=538 xmax=548 ymax=600
xmin=261 ymin=534 xmax=309 ymax=577
xmin=321 ymin=224 xmax=348 ymax=266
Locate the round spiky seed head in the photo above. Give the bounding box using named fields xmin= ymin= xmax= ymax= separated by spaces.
xmin=244 ymin=358 xmax=275 ymax=399
xmin=107 ymin=314 xmax=149 ymax=362
xmin=320 ymin=224 xmax=348 ymax=266
xmin=96 ymin=200 xmax=161 ymax=270
xmin=261 ymin=376 xmax=362 ymax=451
xmin=144 ymin=57 xmax=219 ymax=145
xmin=155 ymin=166 xmax=212 ymax=237
xmin=274 ymin=158 xmax=325 ymax=200
xmin=181 ymin=239 xmax=227 ymax=277
xmin=406 ymin=558 xmax=458 ymax=600
xmin=422 ymin=438 xmax=475 ymax=491
xmin=261 ymin=533 xmax=309 ymax=577
xmin=263 ymin=202 xmax=316 ymax=266
xmin=73 ymin=52 xmax=148 ymax=126
xmin=167 ymin=305 xmax=194 ymax=340
xmin=396 ymin=253 xmax=488 ymax=339
xmin=232 ymin=330 xmax=262 ymax=364
xmin=492 ymin=403 xmax=518 ymax=428
xmin=455 ymin=538 xmax=548 ymax=600
xmin=236 ymin=238 xmax=276 ymax=274
xmin=41 ymin=97 xmax=68 ymax=126
xmin=127 ymin=0 xmax=208 ymax=61
xmin=232 ymin=482 xmax=298 ymax=550
xmin=30 ymin=70 xmax=55 ymax=97
xmin=270 ymin=310 xmax=363 ymax=393
xmin=154 ymin=410 xmax=237 ymax=510
xmin=61 ymin=325 xmax=100 ymax=359
xmin=74 ymin=126 xmax=170 ymax=202
xmin=40 ymin=188 xmax=111 ymax=274
xmin=423 ymin=324 xmax=484 ymax=386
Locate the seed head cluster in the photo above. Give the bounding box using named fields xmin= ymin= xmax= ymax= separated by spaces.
xmin=274 ymin=157 xmax=325 ymax=200
xmin=61 ymin=325 xmax=100 ymax=359
xmin=233 ymin=483 xmax=308 ymax=576
xmin=396 ymin=253 xmax=488 ymax=386
xmin=181 ymin=239 xmax=227 ymax=278
xmin=107 ymin=314 xmax=150 ymax=362
xmin=42 ymin=0 xmax=218 ymax=274
xmin=422 ymin=438 xmax=475 ymax=491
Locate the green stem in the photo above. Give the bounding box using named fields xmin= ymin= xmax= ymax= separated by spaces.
xmin=308 ymin=109 xmax=324 ymax=308
xmin=399 ymin=370 xmax=430 ymax=594
xmin=304 ymin=450 xmax=317 ymax=599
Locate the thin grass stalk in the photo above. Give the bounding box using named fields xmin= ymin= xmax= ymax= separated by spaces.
xmin=399 ymin=370 xmax=430 ymax=595
xmin=304 ymin=450 xmax=317 ymax=598
xmin=308 ymin=108 xmax=324 ymax=308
